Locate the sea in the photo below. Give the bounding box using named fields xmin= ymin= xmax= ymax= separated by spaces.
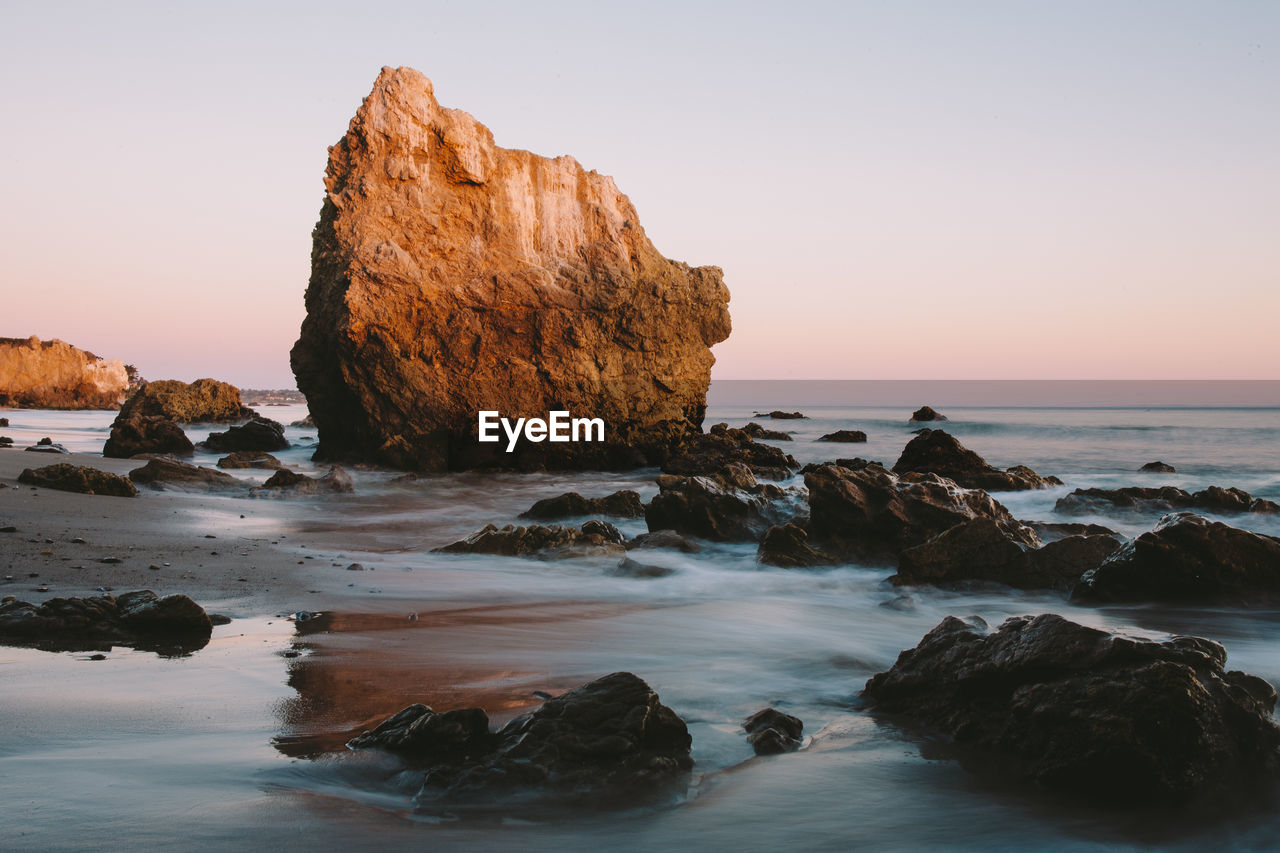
xmin=1 ymin=380 xmax=1279 ymax=851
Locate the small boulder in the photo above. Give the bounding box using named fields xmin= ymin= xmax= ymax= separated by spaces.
xmin=626 ymin=530 xmax=702 ymax=554
xmin=646 ymin=465 xmax=795 ymax=542
xmin=103 ymin=415 xmax=194 ymax=458
xmin=762 ymin=410 xmax=806 ymax=419
xmin=129 ymin=458 xmax=239 ymax=491
xmin=1140 ymin=461 xmax=1176 ymax=473
xmin=758 ymin=522 xmax=829 ymax=567
xmin=663 ymin=428 xmax=798 ymax=480
xmin=818 ymin=430 xmax=867 ymax=443
xmin=737 ymin=422 xmax=792 ymax=441
xmin=201 ymin=417 xmax=289 ymax=452
xmin=436 ymin=520 xmax=625 ymax=559
xmin=115 ymin=590 xmax=213 ymax=637
xmin=24 ymin=438 xmax=68 ymax=454
xmin=892 ymin=429 xmax=1059 ymax=491
xmin=216 ymin=451 xmax=285 ymax=470
xmin=18 ymin=464 xmax=137 ymax=497
xmin=743 ymin=708 xmax=804 ymax=755
xmin=909 ymin=406 xmax=947 ymax=422
xmin=250 ymin=465 xmax=354 ymax=497
xmin=519 ymin=490 xmax=645 ymax=520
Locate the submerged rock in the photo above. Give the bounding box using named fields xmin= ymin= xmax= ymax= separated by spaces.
xmin=757 ymin=522 xmax=830 ymax=567
xmin=0 ymin=590 xmax=213 ymax=653
xmin=743 ymin=708 xmax=804 ymax=755
xmin=1140 ymin=461 xmax=1177 ymax=473
xmin=1022 ymin=520 xmax=1119 ymax=542
xmin=662 ymin=428 xmax=798 ymax=480
xmin=646 ymin=464 xmax=796 ymax=542
xmin=200 ymin=417 xmax=289 ymax=453
xmin=863 ymin=614 xmax=1280 ymax=807
xmin=437 ymin=520 xmax=625 ymax=559
xmin=626 ymin=530 xmax=702 ymax=554
xmin=519 ymin=490 xmax=645 ymax=521
xmin=818 ymin=430 xmax=867 ymax=443
xmin=216 ymin=450 xmax=285 ymax=470
xmin=1073 ymin=512 xmax=1280 ymax=605
xmin=1055 ymin=485 xmax=1280 ymax=516
xmin=18 ymin=463 xmax=137 ymax=497
xmin=892 ymin=429 xmax=1060 ymax=491
xmin=128 ymin=458 xmax=239 ymax=492
xmin=349 ymin=671 xmax=693 ymax=810
xmin=291 ymin=67 xmax=730 ymax=472
xmin=250 ymin=465 xmax=354 ymax=497
xmin=103 ymin=414 xmax=194 ymax=458
xmin=909 ymin=406 xmax=947 ymax=422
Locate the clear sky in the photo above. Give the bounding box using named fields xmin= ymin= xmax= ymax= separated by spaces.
xmin=2 ymin=1 xmax=1277 ymax=387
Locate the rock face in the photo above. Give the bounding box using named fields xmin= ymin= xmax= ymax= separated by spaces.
xmin=1055 ymin=485 xmax=1280 ymax=516
xmin=103 ymin=415 xmax=194 ymax=458
xmin=646 ymin=464 xmax=794 ymax=542
xmin=863 ymin=614 xmax=1280 ymax=807
xmin=116 ymin=379 xmax=253 ymax=422
xmin=892 ymin=429 xmax=1060 ymax=491
xmin=1074 ymin=513 xmax=1280 ymax=605
xmin=291 ymin=67 xmax=731 ymax=472
xmin=348 ymin=671 xmax=693 ymax=810
xmin=0 ymin=590 xmax=213 ymax=653
xmin=0 ymin=336 xmax=129 ymax=409
xmin=519 ymin=490 xmax=644 ymax=520
xmin=18 ymin=464 xmax=137 ymax=497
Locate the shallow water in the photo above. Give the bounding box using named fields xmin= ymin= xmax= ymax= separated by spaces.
xmin=2 ymin=386 xmax=1280 ymax=851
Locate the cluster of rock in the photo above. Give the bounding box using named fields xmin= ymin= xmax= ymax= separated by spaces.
xmin=0 ymin=590 xmax=215 ymax=653
xmin=519 ymin=490 xmax=644 ymax=520
xmin=893 ymin=429 xmax=1061 ymax=491
xmin=436 ymin=520 xmax=625 ymax=560
xmin=17 ymin=458 xmax=353 ymax=499
xmin=291 ymin=67 xmax=730 ymax=472
xmin=103 ymin=378 xmax=259 ymax=458
xmin=0 ymin=336 xmax=130 ymax=409
xmin=1056 ymin=485 xmax=1280 ymax=516
xmin=663 ymin=425 xmax=797 ymax=480
xmin=18 ymin=463 xmax=137 ymax=497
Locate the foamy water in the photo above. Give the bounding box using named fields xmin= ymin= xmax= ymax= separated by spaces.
xmin=2 ymin=384 xmax=1279 ymax=850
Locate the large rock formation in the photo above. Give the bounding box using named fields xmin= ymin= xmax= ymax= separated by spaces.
xmin=291 ymin=67 xmax=731 ymax=471
xmin=115 ymin=379 xmax=253 ymax=423
xmin=0 ymin=336 xmax=129 ymax=409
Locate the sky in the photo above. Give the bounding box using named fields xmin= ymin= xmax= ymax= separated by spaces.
xmin=1 ymin=1 xmax=1277 ymax=387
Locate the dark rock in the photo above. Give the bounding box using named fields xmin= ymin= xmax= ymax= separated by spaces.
xmin=1055 ymin=485 xmax=1280 ymax=516
xmin=0 ymin=590 xmax=212 ymax=653
xmin=0 ymin=436 xmax=12 ymax=448
xmin=892 ymin=429 xmax=1059 ymax=491
xmin=805 ymin=462 xmax=1016 ymax=565
xmin=758 ymin=522 xmax=830 ymax=567
xmin=611 ymin=558 xmax=677 ymax=579
xmin=646 ymin=464 xmax=797 ymax=542
xmin=0 ymin=417 xmax=8 ymax=426
xmin=116 ymin=378 xmax=254 ymax=423
xmin=1022 ymin=520 xmax=1119 ymax=542
xmin=863 ymin=613 xmax=1280 ymax=807
xmin=18 ymin=464 xmax=137 ymax=497
xmin=201 ymin=417 xmax=289 ymax=452
xmin=1074 ymin=512 xmax=1280 ymax=605
xmin=290 ymin=414 xmax=316 ymax=428
xmin=250 ymin=465 xmax=354 ymax=497
xmin=519 ymin=490 xmax=645 ymax=521
xmin=103 ymin=414 xmax=194 ymax=458
xmin=737 ymin=422 xmax=792 ymax=441
xmin=759 ymin=410 xmax=806 ymax=419
xmin=800 ymin=458 xmax=879 ymax=474
xmin=24 ymin=441 xmax=68 ymax=454
xmin=216 ymin=451 xmax=285 ymax=470
xmin=349 ymin=671 xmax=693 ymax=810
xmin=436 ymin=520 xmax=626 ymax=559
xmin=1140 ymin=461 xmax=1176 ymax=473
xmin=627 ymin=530 xmax=702 ymax=554
xmin=909 ymin=406 xmax=947 ymax=422
xmin=128 ymin=458 xmax=239 ymax=491
xmin=663 ymin=428 xmax=798 ymax=480
xmin=818 ymin=430 xmax=867 ymax=443
xmin=743 ymin=708 xmax=804 ymax=755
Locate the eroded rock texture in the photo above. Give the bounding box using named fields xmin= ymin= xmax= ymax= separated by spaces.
xmin=0 ymin=336 xmax=129 ymax=409
xmin=292 ymin=67 xmax=731 ymax=471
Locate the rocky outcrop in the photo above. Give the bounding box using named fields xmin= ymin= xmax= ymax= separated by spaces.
xmin=1073 ymin=513 xmax=1280 ymax=605
xmin=646 ymin=464 xmax=795 ymax=542
xmin=909 ymin=406 xmax=947 ymax=422
xmin=762 ymin=411 xmax=806 ymax=420
xmin=116 ymin=379 xmax=253 ymax=422
xmin=804 ymin=462 xmax=1016 ymax=565
xmin=103 ymin=415 xmax=194 ymax=458
xmin=216 ymin=451 xmax=285 ymax=470
xmin=1055 ymin=485 xmax=1280 ymax=516
xmin=128 ymin=458 xmax=240 ymax=492
xmin=862 ymin=614 xmax=1280 ymax=807
xmin=200 ymin=417 xmax=289 ymax=452
xmin=519 ymin=490 xmax=644 ymax=521
xmin=0 ymin=590 xmax=213 ymax=653
xmin=743 ymin=708 xmax=804 ymax=755
xmin=662 ymin=428 xmax=797 ymax=480
xmin=0 ymin=336 xmax=129 ymax=409
xmin=892 ymin=429 xmax=1060 ymax=491
xmin=757 ymin=522 xmax=830 ymax=567
xmin=348 ymin=671 xmax=693 ymax=810
xmin=737 ymin=422 xmax=792 ymax=441
xmin=1140 ymin=461 xmax=1176 ymax=473
xmin=436 ymin=520 xmax=625 ymax=559
xmin=818 ymin=430 xmax=866 ymax=443
xmin=17 ymin=463 xmax=137 ymax=497
xmin=24 ymin=438 xmax=67 ymax=453
xmin=249 ymin=465 xmax=354 ymax=497
xmin=291 ymin=67 xmax=731 ymax=472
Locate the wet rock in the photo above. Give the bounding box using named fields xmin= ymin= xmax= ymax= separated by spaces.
xmin=863 ymin=613 xmax=1280 ymax=807
xmin=290 ymin=414 xmax=316 ymax=428
xmin=349 ymin=671 xmax=692 ymax=810
xmin=0 ymin=436 xmax=12 ymax=448
xmin=24 ymin=439 xmax=68 ymax=454
xmin=103 ymin=414 xmax=194 ymax=458
xmin=1140 ymin=461 xmax=1176 ymax=473
xmin=909 ymin=406 xmax=947 ymax=422
xmin=626 ymin=530 xmax=702 ymax=554
xmin=116 ymin=378 xmax=254 ymax=423
xmin=800 ymin=458 xmax=879 ymax=474
xmin=757 ymin=410 xmax=806 ymax=419
xmin=250 ymin=465 xmax=354 ymax=497
xmin=611 ymin=558 xmax=676 ymax=579
xmin=0 ymin=417 xmax=8 ymax=426
xmin=0 ymin=590 xmax=212 ymax=653
xmin=1055 ymin=485 xmax=1280 ymax=516
xmin=818 ymin=430 xmax=867 ymax=443
xmin=805 ymin=462 xmax=1016 ymax=565
xmin=662 ymin=429 xmax=798 ymax=480
xmin=1022 ymin=520 xmax=1119 ymax=542
xmin=128 ymin=458 xmax=239 ymax=491
xmin=646 ymin=464 xmax=796 ymax=542
xmin=892 ymin=429 xmax=1060 ymax=491
xmin=758 ymin=522 xmax=830 ymax=567
xmin=743 ymin=708 xmax=804 ymax=755
xmin=519 ymin=490 xmax=645 ymax=521
xmin=200 ymin=417 xmax=289 ymax=453
xmin=436 ymin=520 xmax=626 ymax=559
xmin=215 ymin=450 xmax=285 ymax=470
xmin=737 ymin=422 xmax=792 ymax=441
xmin=18 ymin=464 xmax=137 ymax=497
xmin=1073 ymin=512 xmax=1280 ymax=605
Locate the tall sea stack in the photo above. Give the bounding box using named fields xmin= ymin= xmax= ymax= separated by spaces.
xmin=291 ymin=67 xmax=731 ymax=471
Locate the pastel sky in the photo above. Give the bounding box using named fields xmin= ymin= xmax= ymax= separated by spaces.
xmin=2 ymin=1 xmax=1277 ymax=387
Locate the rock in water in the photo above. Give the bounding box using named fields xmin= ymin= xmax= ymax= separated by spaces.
xmin=291 ymin=67 xmax=731 ymax=472
xmin=863 ymin=614 xmax=1280 ymax=807
xmin=892 ymin=429 xmax=1060 ymax=491
xmin=0 ymin=336 xmax=130 ymax=409
xmin=114 ymin=379 xmax=254 ymax=423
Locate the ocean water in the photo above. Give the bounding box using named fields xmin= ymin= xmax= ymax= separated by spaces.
xmin=1 ymin=381 xmax=1279 ymax=851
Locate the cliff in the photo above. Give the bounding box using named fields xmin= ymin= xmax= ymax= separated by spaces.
xmin=0 ymin=336 xmax=130 ymax=409
xmin=290 ymin=67 xmax=731 ymax=471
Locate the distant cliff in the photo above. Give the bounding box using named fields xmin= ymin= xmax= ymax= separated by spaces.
xmin=291 ymin=67 xmax=731 ymax=471
xmin=0 ymin=336 xmax=131 ymax=409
